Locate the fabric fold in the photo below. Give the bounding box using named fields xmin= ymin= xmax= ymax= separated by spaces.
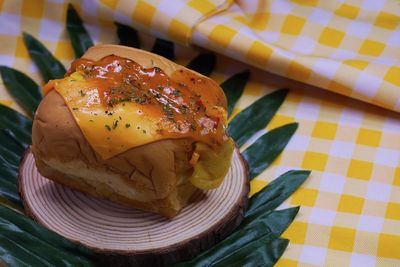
xmin=102 ymin=0 xmax=400 ymax=112
xmin=191 ymin=0 xmax=400 ymax=112
xmin=101 ymin=0 xmax=232 ymax=45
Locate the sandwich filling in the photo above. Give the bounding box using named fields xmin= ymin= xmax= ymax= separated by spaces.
xmin=43 ymin=55 xmax=234 ymax=189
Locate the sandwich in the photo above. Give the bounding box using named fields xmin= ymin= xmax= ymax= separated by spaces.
xmin=31 ymin=44 xmax=234 ymax=218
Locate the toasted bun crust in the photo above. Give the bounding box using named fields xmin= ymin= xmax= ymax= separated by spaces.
xmin=31 ymin=45 xmax=229 ymax=217
xmin=32 ymin=90 xmax=197 ymax=217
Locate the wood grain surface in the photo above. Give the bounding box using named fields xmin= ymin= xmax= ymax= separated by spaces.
xmin=18 ymin=148 xmax=249 ymax=266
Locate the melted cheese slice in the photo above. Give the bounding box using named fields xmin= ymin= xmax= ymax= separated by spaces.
xmin=54 ymin=72 xmax=227 ymax=159
xmin=55 ymin=73 xmax=165 ymax=158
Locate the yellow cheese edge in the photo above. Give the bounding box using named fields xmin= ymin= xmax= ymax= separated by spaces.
xmin=55 ymin=72 xmax=170 ymax=159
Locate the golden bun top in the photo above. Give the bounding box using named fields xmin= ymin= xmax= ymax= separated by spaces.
xmin=43 ymin=45 xmax=229 ymax=159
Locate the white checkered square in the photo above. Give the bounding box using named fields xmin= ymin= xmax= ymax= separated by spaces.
xmin=330 ymin=141 xmax=355 ymax=159
xmin=292 ymin=36 xmax=316 ymax=55
xmin=350 ymin=253 xmax=376 ymax=267
xmin=357 ymin=215 xmax=384 ymax=233
xmin=300 ymin=245 xmax=327 ymax=266
xmin=309 ymin=207 xmax=336 ymax=226
xmin=373 ymin=57 xmax=397 ymax=66
xmin=0 ymin=13 xmax=21 ymax=36
xmin=296 ymin=101 xmax=320 ymax=120
xmin=366 ymin=181 xmax=392 ymax=202
xmin=374 ymin=148 xmax=399 ymax=167
xmin=362 ymin=0 xmax=385 ymax=11
xmin=81 ymin=0 xmax=98 ymax=17
xmin=387 ymin=30 xmax=400 ymax=47
xmin=287 ymin=135 xmax=310 ymax=151
xmin=0 ymin=55 xmax=14 ymax=66
xmin=347 ymin=21 xmax=372 ymax=39
xmin=39 ymin=19 xmax=62 ymax=41
xmin=28 ymin=62 xmax=40 ymax=73
xmin=313 ymin=59 xmax=340 ymax=80
xmin=339 ymin=108 xmax=363 ymax=126
xmin=354 ymin=73 xmax=382 ymax=99
xmin=319 ymin=173 xmax=346 ymax=194
xmin=309 ymin=8 xmax=333 ymax=26
xmin=270 ymin=1 xmax=293 ymax=14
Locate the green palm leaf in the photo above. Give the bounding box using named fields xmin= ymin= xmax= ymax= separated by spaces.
xmin=174 ymin=222 xmax=272 ymax=267
xmin=0 ymin=162 xmax=17 ymax=183
xmin=246 ymin=170 xmax=310 ymax=218
xmin=175 ymin=206 xmax=299 ymax=267
xmin=228 ymin=89 xmax=288 ymax=147
xmin=22 ymin=32 xmax=66 ymax=82
xmin=0 ymin=129 xmax=25 ymax=207
xmin=243 ymin=123 xmax=298 ymax=179
xmin=115 ymin=22 xmax=140 ymax=48
xmin=0 ymin=129 xmax=24 ymax=175
xmin=208 ymin=206 xmax=299 ymax=266
xmin=0 ymin=206 xmax=95 ymax=266
xmin=186 ymin=53 xmax=216 ymax=77
xmin=181 ymin=169 xmax=309 ymax=266
xmin=0 ymin=158 xmax=21 ymax=207
xmin=151 ymin=38 xmax=174 ymax=60
xmin=0 ymin=105 xmax=32 ymax=145
xmin=0 ymin=66 xmax=42 ymax=117
xmin=221 ymin=70 xmax=250 ymax=117
xmin=0 ymin=148 xmax=19 ymax=169
xmin=211 ymin=237 xmax=288 ymax=267
xmin=66 ymin=4 xmax=94 ymax=58
xmin=241 ymin=207 xmax=300 ymax=236
xmin=0 ymin=129 xmax=25 ymax=154
xmin=0 ymin=196 xmax=23 ymax=214
xmin=0 ymin=176 xmax=21 ymax=207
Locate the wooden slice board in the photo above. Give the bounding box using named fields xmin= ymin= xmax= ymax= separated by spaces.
xmin=18 ymin=148 xmax=249 ymax=266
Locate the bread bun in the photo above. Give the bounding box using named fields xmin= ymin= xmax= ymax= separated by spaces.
xmin=32 ymin=45 xmax=233 ymax=218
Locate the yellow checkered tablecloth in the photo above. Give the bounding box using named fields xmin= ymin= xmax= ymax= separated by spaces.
xmin=0 ymin=0 xmax=399 ymax=266
xmin=110 ymin=0 xmax=400 ymax=113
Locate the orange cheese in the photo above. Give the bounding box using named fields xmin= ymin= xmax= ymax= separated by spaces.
xmin=47 ymin=55 xmax=229 ymax=159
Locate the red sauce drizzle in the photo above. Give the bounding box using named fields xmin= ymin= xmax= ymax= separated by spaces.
xmin=67 ymin=55 xmax=228 ymax=145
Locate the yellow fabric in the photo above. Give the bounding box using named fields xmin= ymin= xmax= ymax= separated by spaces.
xmin=105 ymin=0 xmax=400 ymax=112
xmin=100 ymin=0 xmax=230 ymax=44
xmin=0 ymin=0 xmax=400 ymax=266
